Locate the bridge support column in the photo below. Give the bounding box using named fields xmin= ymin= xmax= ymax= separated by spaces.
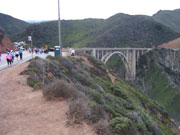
xmin=92 ymin=49 xmax=96 ymax=58
xmin=136 ymin=50 xmax=140 ymax=65
xmin=126 ymin=49 xmax=136 ymax=81
xmin=97 ymin=50 xmax=100 ymax=60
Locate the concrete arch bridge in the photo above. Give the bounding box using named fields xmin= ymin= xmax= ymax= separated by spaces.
xmin=75 ymin=48 xmax=152 ymax=80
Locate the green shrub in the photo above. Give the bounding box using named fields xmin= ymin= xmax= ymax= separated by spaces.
xmin=27 ymin=78 xmax=40 ymax=87
xmin=88 ymin=101 xmax=97 ymax=108
xmin=110 ymin=117 xmax=132 ymax=132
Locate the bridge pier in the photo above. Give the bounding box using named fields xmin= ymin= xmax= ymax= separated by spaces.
xmin=92 ymin=49 xmax=96 ymax=57
xmin=125 ymin=49 xmax=136 ymax=80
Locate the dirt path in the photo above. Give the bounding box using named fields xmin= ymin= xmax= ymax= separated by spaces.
xmin=0 ymin=63 xmax=96 ymax=135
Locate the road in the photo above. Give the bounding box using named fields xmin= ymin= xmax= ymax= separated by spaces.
xmin=0 ymin=51 xmax=54 ymax=71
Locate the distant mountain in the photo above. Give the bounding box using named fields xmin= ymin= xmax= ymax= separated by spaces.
xmin=11 ymin=19 xmax=104 ymax=47
xmin=77 ymin=14 xmax=179 ymax=48
xmin=153 ymin=9 xmax=180 ymax=33
xmin=0 ymin=13 xmax=29 ymax=36
xmin=11 ymin=12 xmax=180 ymax=48
xmin=0 ymin=29 xmax=14 ymax=52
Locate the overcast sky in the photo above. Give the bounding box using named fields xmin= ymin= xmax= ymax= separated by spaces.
xmin=0 ymin=0 xmax=180 ymax=21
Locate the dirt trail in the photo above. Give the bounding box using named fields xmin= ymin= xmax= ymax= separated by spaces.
xmin=0 ymin=63 xmax=96 ymax=135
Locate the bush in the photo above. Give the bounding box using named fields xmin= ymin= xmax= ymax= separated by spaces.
xmin=27 ymin=78 xmax=40 ymax=87
xmin=43 ymin=80 xmax=83 ymax=100
xmin=68 ymin=97 xmax=106 ymax=124
xmin=94 ymin=120 xmax=113 ymax=135
xmin=110 ymin=117 xmax=132 ymax=133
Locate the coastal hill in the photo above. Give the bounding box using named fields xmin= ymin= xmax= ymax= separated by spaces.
xmin=0 ymin=13 xmax=29 ymax=36
xmin=11 ymin=13 xmax=180 ymax=48
xmin=153 ymin=9 xmax=180 ymax=33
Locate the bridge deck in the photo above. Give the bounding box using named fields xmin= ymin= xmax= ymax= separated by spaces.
xmin=75 ymin=48 xmax=152 ymax=51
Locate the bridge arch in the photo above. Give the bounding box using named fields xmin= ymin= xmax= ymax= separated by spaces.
xmin=75 ymin=48 xmax=152 ymax=80
xmin=101 ymin=51 xmax=131 ymax=78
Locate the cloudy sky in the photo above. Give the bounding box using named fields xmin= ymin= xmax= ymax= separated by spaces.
xmin=0 ymin=0 xmax=179 ymax=21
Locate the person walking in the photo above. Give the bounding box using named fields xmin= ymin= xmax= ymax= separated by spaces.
xmin=71 ymin=48 xmax=75 ymax=56
xmin=6 ymin=52 xmax=12 ymax=66
xmin=15 ymin=50 xmax=19 ymax=61
xmin=19 ymin=49 xmax=23 ymax=60
xmin=10 ymin=50 xmax=15 ymax=63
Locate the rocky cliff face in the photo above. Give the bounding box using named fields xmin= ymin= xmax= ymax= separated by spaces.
xmin=135 ymin=49 xmax=180 ymax=125
xmin=0 ymin=29 xmax=14 ymax=52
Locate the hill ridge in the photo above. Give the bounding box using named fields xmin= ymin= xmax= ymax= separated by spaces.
xmin=0 ymin=13 xmax=29 ymax=36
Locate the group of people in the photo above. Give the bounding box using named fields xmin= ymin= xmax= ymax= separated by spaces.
xmin=5 ymin=49 xmax=23 ymax=66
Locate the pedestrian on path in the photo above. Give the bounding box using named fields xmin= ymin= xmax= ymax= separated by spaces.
xmin=19 ymin=50 xmax=23 ymax=60
xmin=10 ymin=50 xmax=15 ymax=63
xmin=71 ymin=48 xmax=75 ymax=56
xmin=15 ymin=50 xmax=19 ymax=61
xmin=6 ymin=52 xmax=12 ymax=66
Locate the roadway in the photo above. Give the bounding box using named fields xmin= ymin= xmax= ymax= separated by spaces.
xmin=0 ymin=51 xmax=54 ymax=71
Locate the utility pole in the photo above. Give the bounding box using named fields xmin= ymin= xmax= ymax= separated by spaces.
xmin=58 ymin=0 xmax=62 ymax=56
xmin=28 ymin=34 xmax=33 ymax=58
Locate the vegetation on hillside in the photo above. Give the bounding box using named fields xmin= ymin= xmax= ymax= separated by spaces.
xmin=153 ymin=9 xmax=180 ymax=33
xmin=21 ymin=55 xmax=179 ymax=135
xmin=0 ymin=13 xmax=29 ymax=36
xmin=83 ymin=14 xmax=179 ymax=48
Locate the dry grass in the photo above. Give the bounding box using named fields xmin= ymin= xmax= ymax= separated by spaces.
xmin=43 ymin=80 xmax=83 ymax=100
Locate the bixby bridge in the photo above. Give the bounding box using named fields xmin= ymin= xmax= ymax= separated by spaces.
xmin=75 ymin=48 xmax=152 ymax=80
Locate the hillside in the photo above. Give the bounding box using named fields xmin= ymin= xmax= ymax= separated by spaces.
xmin=21 ymin=55 xmax=180 ymax=135
xmin=12 ymin=13 xmax=179 ymax=48
xmin=11 ymin=19 xmax=104 ymax=47
xmin=135 ymin=49 xmax=180 ymax=125
xmin=81 ymin=14 xmax=179 ymax=48
xmin=0 ymin=29 xmax=14 ymax=52
xmin=158 ymin=37 xmax=180 ymax=49
xmin=153 ymin=9 xmax=180 ymax=33
xmin=0 ymin=13 xmax=29 ymax=36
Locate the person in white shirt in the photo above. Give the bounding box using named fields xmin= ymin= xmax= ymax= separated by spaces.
xmin=15 ymin=50 xmax=19 ymax=61
xmin=71 ymin=48 xmax=75 ymax=56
